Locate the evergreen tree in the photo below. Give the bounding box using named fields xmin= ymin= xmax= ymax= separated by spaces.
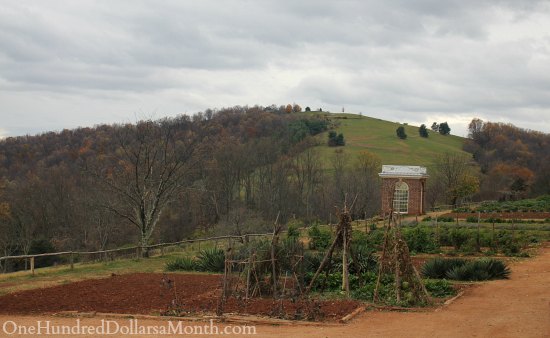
xmin=439 ymin=122 xmax=451 ymax=135
xmin=396 ymin=126 xmax=407 ymax=139
xmin=419 ymin=124 xmax=429 ymax=138
xmin=328 ymin=131 xmax=345 ymax=146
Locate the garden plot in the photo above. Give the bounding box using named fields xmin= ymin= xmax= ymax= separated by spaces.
xmin=0 ymin=273 xmax=360 ymax=322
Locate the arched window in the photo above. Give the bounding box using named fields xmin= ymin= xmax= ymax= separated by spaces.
xmin=393 ymin=181 xmax=409 ymax=213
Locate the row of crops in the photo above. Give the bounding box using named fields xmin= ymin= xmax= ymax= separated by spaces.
xmin=454 ymin=195 xmax=550 ymax=213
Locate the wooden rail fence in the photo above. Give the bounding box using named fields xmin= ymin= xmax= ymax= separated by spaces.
xmin=0 ymin=233 xmax=272 ymax=275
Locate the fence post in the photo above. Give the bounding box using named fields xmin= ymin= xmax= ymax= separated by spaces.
xmin=30 ymin=256 xmax=35 ymax=275
xmin=70 ymin=252 xmax=74 ymax=270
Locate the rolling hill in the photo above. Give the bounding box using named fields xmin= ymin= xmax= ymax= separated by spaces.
xmin=309 ymin=112 xmax=469 ymax=168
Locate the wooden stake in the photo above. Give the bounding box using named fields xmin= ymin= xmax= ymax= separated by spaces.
xmin=305 ymin=225 xmax=344 ymax=294
xmin=476 ymin=212 xmax=481 ymax=252
xmin=342 ymin=225 xmax=350 ymax=297
xmin=30 ymin=256 xmax=35 ymax=275
xmin=271 ymin=212 xmax=281 ymax=299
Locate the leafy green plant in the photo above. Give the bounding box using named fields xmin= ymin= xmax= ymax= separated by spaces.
xmin=423 ymin=257 xmax=510 ymax=281
xmin=286 ymin=223 xmax=301 ymax=240
xmin=402 ymin=226 xmax=438 ymax=253
xmin=165 ymin=256 xmax=197 ymax=271
xmin=303 ymin=251 xmax=325 ymax=274
xmin=421 ymin=258 xmax=467 ymax=279
xmin=423 ymin=279 xmax=456 ymax=298
xmin=197 ymin=248 xmax=225 ymax=272
xmin=308 ymin=225 xmax=332 ymax=250
xmin=349 ymin=244 xmax=378 ymax=273
xmin=450 ymin=228 xmax=470 ymax=250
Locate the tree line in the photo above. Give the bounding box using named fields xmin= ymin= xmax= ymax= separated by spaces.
xmin=0 ymin=105 xmax=382 ymax=270
xmin=464 ymin=118 xmax=550 ymax=200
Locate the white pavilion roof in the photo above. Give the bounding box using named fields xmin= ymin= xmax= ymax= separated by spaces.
xmin=379 ymin=165 xmax=428 ymax=178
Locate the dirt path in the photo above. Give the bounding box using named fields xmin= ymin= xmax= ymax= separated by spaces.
xmin=1 ymin=246 xmax=549 ymax=337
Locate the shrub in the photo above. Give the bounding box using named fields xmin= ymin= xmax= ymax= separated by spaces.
xmin=197 ymin=248 xmax=225 ymax=272
xmin=422 ymin=258 xmax=510 ymax=281
xmin=446 ymin=259 xmax=510 ymax=281
xmin=497 ymin=230 xmax=525 ymax=255
xmin=29 ymin=238 xmax=58 ymax=268
xmin=349 ymin=244 xmax=378 ymax=273
xmin=328 ymin=131 xmax=345 ymax=146
xmin=421 ymin=258 xmax=467 ymax=279
xmin=303 ymin=251 xmax=325 ymax=274
xmin=402 ymin=226 xmax=438 ymax=253
xmin=287 ymin=222 xmax=301 ymax=240
xmin=450 ymin=228 xmax=470 ymax=250
xmin=165 ymin=256 xmax=197 ymax=271
xmin=308 ymin=225 xmax=332 ymax=250
xmin=424 ymin=279 xmax=456 ymax=298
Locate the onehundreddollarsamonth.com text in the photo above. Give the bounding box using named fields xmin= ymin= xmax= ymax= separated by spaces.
xmin=2 ymin=319 xmax=257 ymax=335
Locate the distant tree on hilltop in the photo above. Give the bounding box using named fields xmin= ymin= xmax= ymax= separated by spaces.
xmin=396 ymin=126 xmax=407 ymax=139
xmin=419 ymin=124 xmax=429 ymax=138
xmin=439 ymin=122 xmax=451 ymax=135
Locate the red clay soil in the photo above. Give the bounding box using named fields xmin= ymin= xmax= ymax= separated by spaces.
xmin=442 ymin=211 xmax=550 ymax=220
xmin=0 ymin=273 xmax=359 ymax=321
xmin=2 ymin=248 xmax=550 ymax=337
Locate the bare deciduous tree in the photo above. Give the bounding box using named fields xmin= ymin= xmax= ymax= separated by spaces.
xmin=88 ymin=119 xmax=200 ymax=255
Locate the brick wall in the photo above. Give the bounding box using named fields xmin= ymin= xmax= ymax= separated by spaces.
xmin=381 ymin=177 xmax=426 ymax=216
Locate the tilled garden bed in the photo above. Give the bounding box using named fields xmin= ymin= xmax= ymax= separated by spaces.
xmin=0 ymin=273 xmax=360 ymax=322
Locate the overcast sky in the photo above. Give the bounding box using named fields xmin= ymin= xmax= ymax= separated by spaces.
xmin=1 ymin=0 xmax=550 ymax=138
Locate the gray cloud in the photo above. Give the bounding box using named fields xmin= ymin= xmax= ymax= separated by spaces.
xmin=1 ymin=0 xmax=550 ymax=137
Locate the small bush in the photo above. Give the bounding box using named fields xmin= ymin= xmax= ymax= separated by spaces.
xmin=421 ymin=258 xmax=467 ymax=279
xmin=424 ymin=279 xmax=456 ymax=298
xmin=303 ymin=251 xmax=325 ymax=274
xmin=197 ymin=248 xmax=225 ymax=272
xmin=165 ymin=256 xmax=197 ymax=271
xmin=287 ymin=223 xmax=301 ymax=240
xmin=402 ymin=226 xmax=438 ymax=253
xmin=308 ymin=225 xmax=332 ymax=250
xmin=349 ymin=244 xmax=378 ymax=273
xmin=423 ymin=258 xmax=510 ymax=281
xmin=450 ymin=228 xmax=470 ymax=250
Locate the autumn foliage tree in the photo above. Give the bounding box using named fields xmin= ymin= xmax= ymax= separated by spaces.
xmin=432 ymin=153 xmax=479 ymax=206
xmin=465 ymin=118 xmax=550 ymax=198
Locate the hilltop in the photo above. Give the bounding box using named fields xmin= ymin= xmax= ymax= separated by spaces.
xmin=309 ymin=112 xmax=468 ymax=168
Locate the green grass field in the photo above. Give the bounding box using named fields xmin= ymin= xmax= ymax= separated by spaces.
xmin=307 ymin=112 xmax=468 ymax=168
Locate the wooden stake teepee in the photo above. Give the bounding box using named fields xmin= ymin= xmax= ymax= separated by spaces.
xmin=305 ymin=202 xmax=354 ymax=296
xmin=373 ymin=184 xmax=431 ymax=306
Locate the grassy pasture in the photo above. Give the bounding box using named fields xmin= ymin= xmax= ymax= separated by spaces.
xmin=304 ymin=112 xmax=468 ymax=168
